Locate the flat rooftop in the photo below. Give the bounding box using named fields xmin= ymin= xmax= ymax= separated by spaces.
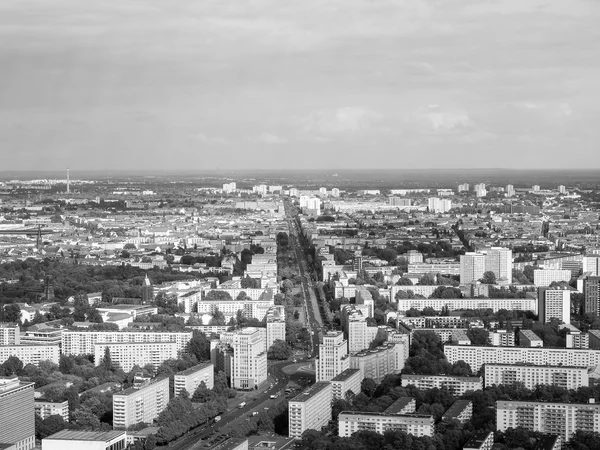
xmin=114 ymin=376 xmax=168 ymax=396
xmin=442 ymin=400 xmax=472 ymax=419
xmin=331 ymin=368 xmax=361 ymax=382
xmin=44 ymin=430 xmax=125 ymax=442
xmin=176 ymin=362 xmax=214 ymax=376
xmin=384 ymin=397 xmax=415 ymax=414
xmin=290 ymin=382 xmax=331 ymax=403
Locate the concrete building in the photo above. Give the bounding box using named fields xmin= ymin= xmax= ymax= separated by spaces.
xmin=496 ymin=400 xmax=600 ymax=442
xmin=484 ymin=247 xmax=512 ymax=283
xmin=34 ymin=399 xmax=69 ymax=421
xmin=42 ymin=430 xmax=126 ymax=450
xmin=112 ymin=376 xmax=169 ymax=429
xmin=0 ymin=375 xmax=35 ymax=450
xmin=460 ymin=253 xmax=486 ymax=285
xmin=583 ymin=256 xmax=600 ymax=276
xmin=534 ymin=269 xmax=572 ymax=287
xmin=232 ymin=328 xmax=267 ymax=390
xmin=61 ymin=330 xmax=192 ymax=357
xmin=338 ymin=411 xmax=434 ymax=438
xmin=0 ymin=344 xmax=60 ymax=366
xmin=174 ymin=362 xmax=215 ymax=398
xmin=316 ymin=331 xmax=349 ymax=382
xmin=401 ymin=375 xmax=482 ymax=396
xmin=330 ymin=368 xmax=362 ymax=400
xmin=396 ymin=297 xmax=538 ymax=315
xmin=20 ymin=328 xmax=63 ymax=346
xmin=265 ymin=306 xmax=286 ymax=351
xmin=384 ymin=397 xmax=416 ymax=414
xmin=484 ymin=364 xmax=588 ymax=390
xmin=94 ymin=342 xmax=177 ymax=372
xmin=519 ymin=329 xmax=543 ymax=347
xmin=0 ymin=323 xmax=20 ymax=345
xmin=583 ymin=276 xmax=600 ymax=316
xmin=442 ymin=400 xmax=472 ymax=424
xmin=288 ymin=382 xmax=332 ymax=438
xmin=428 ymin=198 xmax=452 ymax=213
xmin=444 ymin=344 xmax=600 ymax=371
xmin=488 ymin=330 xmax=515 ymax=347
xmin=463 ymin=431 xmax=494 ymax=450
xmin=349 ymin=343 xmax=404 ymax=383
xmin=538 ymin=287 xmax=571 ymax=324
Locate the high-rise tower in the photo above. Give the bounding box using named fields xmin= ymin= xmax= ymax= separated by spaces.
xmin=66 ymin=168 xmax=70 ymax=194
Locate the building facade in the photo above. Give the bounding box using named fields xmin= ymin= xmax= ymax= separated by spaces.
xmin=401 ymin=375 xmax=482 ymax=396
xmin=338 ymin=412 xmax=434 ymax=438
xmin=112 ymin=376 xmax=169 ymax=429
xmin=316 ymin=331 xmax=349 ymax=382
xmin=94 ymin=342 xmax=178 ymax=372
xmin=0 ymin=344 xmax=60 ymax=366
xmin=174 ymin=362 xmax=214 ymax=398
xmin=34 ymin=399 xmax=69 ymax=421
xmin=330 ymin=368 xmax=362 ymax=400
xmin=0 ymin=375 xmax=35 ymax=450
xmin=484 ymin=364 xmax=588 ymax=390
xmin=231 ymin=328 xmax=267 ymax=390
xmin=288 ymin=382 xmax=332 ymax=438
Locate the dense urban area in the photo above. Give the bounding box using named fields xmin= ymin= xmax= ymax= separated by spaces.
xmin=1 ymin=171 xmax=600 ymax=450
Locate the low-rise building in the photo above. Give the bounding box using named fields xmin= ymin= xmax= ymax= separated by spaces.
xmin=34 ymin=399 xmax=69 ymax=421
xmin=42 ymin=430 xmax=127 ymax=450
xmin=338 ymin=411 xmax=434 ymax=438
xmin=441 ymin=400 xmax=472 ymax=424
xmin=484 ymin=364 xmax=588 ymax=390
xmin=462 ymin=430 xmax=494 ymax=450
xmin=384 ymin=397 xmax=416 ymax=415
xmin=519 ymin=330 xmax=543 ymax=347
xmin=288 ymin=382 xmax=332 ymax=438
xmin=401 ymin=375 xmax=482 ymax=396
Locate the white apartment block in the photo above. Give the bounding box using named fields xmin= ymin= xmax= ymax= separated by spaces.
xmin=489 ymin=330 xmax=515 ymax=346
xmin=317 ymin=331 xmax=349 ymax=382
xmin=407 ymin=263 xmax=460 ymax=275
xmin=0 ymin=323 xmax=20 ymax=345
xmin=112 ymin=377 xmax=169 ymax=429
xmin=496 ymin=400 xmax=600 ymax=442
xmin=484 ymin=364 xmax=588 ymax=390
xmin=401 ymin=375 xmax=482 ymax=396
xmin=338 ymin=412 xmax=434 ymax=438
xmin=460 ymin=252 xmax=484 ymax=284
xmin=519 ymin=329 xmax=543 ymax=347
xmin=345 ymin=310 xmax=378 ymax=354
xmin=331 ymin=368 xmax=362 ymax=400
xmin=42 ymin=430 xmax=127 ymax=450
xmin=34 ymin=400 xmax=69 ymax=421
xmin=396 ymin=298 xmax=537 ymax=315
xmin=534 ymin=269 xmax=572 ymax=287
xmin=0 ymin=344 xmax=60 ymax=366
xmin=484 ymin=247 xmax=512 ymax=283
xmin=349 ymin=343 xmax=404 ymax=383
xmin=444 ymin=344 xmax=600 ymax=372
xmin=231 ymin=327 xmax=267 ymax=390
xmin=428 ymin=198 xmax=452 ymax=213
xmin=61 ymin=331 xmax=192 ymax=357
xmin=583 ymin=256 xmax=600 ymax=276
xmin=174 ymin=362 xmax=214 ymax=398
xmin=538 ymin=287 xmax=571 ymax=324
xmin=288 ymin=382 xmax=332 ymax=438
xmin=265 ymin=306 xmax=286 ymax=350
xmin=94 ymin=342 xmax=178 ymax=372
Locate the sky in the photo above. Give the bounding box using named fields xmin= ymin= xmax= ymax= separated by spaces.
xmin=0 ymin=0 xmax=599 ymax=171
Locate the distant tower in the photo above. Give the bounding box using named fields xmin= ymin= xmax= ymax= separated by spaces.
xmin=44 ymin=275 xmax=55 ymax=301
xmin=141 ymin=274 xmax=155 ymax=303
xmin=66 ymin=168 xmax=70 ymax=194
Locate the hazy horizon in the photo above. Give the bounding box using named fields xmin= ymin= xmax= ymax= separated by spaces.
xmin=1 ymin=0 xmax=599 ymax=171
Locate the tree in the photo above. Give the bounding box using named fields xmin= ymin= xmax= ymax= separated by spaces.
xmin=396 ymin=277 xmax=413 ymax=286
xmin=102 ymin=346 xmax=113 ymax=371
xmin=418 ymin=273 xmax=437 ymax=286
xmin=479 ymin=271 xmax=497 ymax=284
xmin=209 ymin=308 xmax=226 ymax=326
xmin=87 ymin=308 xmax=103 ymax=323
xmin=186 ymin=331 xmax=210 ymax=361
xmin=268 ymin=340 xmax=292 ymax=360
xmin=3 ymin=304 xmax=21 ymax=323
xmin=467 ymin=328 xmax=489 ymax=346
xmin=0 ymin=355 xmax=23 ymax=376
xmin=361 ymin=378 xmax=377 ymax=397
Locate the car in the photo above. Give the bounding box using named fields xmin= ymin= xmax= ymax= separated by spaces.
xmin=264 ymin=407 xmax=270 ymax=410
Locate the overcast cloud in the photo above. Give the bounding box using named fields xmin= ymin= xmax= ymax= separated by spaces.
xmin=0 ymin=0 xmax=598 ymax=170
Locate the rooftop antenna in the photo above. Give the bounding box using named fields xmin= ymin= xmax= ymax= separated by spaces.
xmin=66 ymin=167 xmax=70 ymax=194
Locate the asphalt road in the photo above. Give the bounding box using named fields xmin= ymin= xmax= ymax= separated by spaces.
xmin=167 ymin=362 xmax=293 ymax=450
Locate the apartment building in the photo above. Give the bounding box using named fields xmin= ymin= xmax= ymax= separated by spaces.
xmin=0 ymin=323 xmax=20 ymax=345
xmin=534 ymin=270 xmax=572 ymax=287
xmin=343 ymin=308 xmax=378 ymax=353
xmin=265 ymin=306 xmax=286 ymax=351
xmin=463 ymin=431 xmax=494 ymax=450
xmin=489 ymin=330 xmax=515 ymax=346
xmin=583 ymin=276 xmax=600 ymax=316
xmin=484 ymin=364 xmax=588 ymax=390
xmin=496 ymin=400 xmax=600 ymax=442
xmin=34 ymin=399 xmax=69 ymax=421
xmin=396 ymin=298 xmax=538 ymax=315
xmin=538 ymin=287 xmax=571 ymax=323
xmin=20 ymin=328 xmax=63 ymax=346
xmin=112 ymin=376 xmax=169 ymax=429
xmin=61 ymin=331 xmax=192 ymax=357
xmin=0 ymin=344 xmax=60 ymax=366
xmin=42 ymin=430 xmax=127 ymax=450
xmin=94 ymin=342 xmax=178 ymax=372
xmin=231 ymin=327 xmax=267 ymax=390
xmin=441 ymin=400 xmax=473 ymax=424
xmin=460 ymin=253 xmax=486 ymax=284
xmin=349 ymin=343 xmax=403 ymax=383
xmin=174 ymin=362 xmax=214 ymax=398
xmin=316 ymin=331 xmax=349 ymax=382
xmin=384 ymin=397 xmax=416 ymax=414
xmin=485 ymin=247 xmax=512 ymax=283
xmin=330 ymin=368 xmax=362 ymax=400
xmin=288 ymin=382 xmax=332 ymax=438
xmin=0 ymin=375 xmax=35 ymax=450
xmin=338 ymin=412 xmax=434 ymax=438
xmin=583 ymin=256 xmax=600 ymax=276
xmin=401 ymin=375 xmax=482 ymax=396
xmin=444 ymin=344 xmax=600 ymax=371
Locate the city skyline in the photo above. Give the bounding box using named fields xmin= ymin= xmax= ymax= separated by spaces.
xmin=1 ymin=0 xmax=599 ymax=170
